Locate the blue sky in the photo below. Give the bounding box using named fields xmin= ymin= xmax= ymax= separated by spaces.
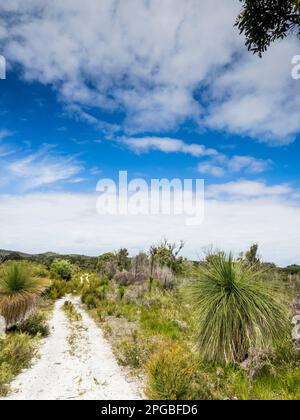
xmin=0 ymin=1 xmax=300 ymax=265
xmin=1 ymin=72 xmax=299 ymax=192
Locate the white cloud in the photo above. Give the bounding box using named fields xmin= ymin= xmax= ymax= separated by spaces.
xmin=89 ymin=166 xmax=102 ymax=176
xmin=121 ymin=136 xmax=217 ymax=157
xmin=206 ymin=39 xmax=300 ymax=144
xmin=227 ymin=156 xmax=271 ymax=174
xmin=0 ymin=146 xmax=84 ymax=191
xmin=207 ymin=180 xmax=293 ymax=199
xmin=122 ymin=136 xmax=271 ymax=176
xmin=197 ymin=163 xmax=225 ymax=177
xmin=0 ymin=191 xmax=299 ymax=266
xmin=198 ymin=154 xmax=271 ymax=177
xmin=1 ymin=1 xmax=298 ymax=142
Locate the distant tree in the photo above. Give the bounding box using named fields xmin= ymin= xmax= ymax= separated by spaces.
xmin=115 ymin=248 xmax=130 ymax=271
xmin=1 ymin=252 xmax=24 ymax=263
xmin=245 ymin=244 xmax=260 ymax=266
xmin=149 ymin=239 xmax=185 ymax=277
xmin=236 ymin=0 xmax=300 ymax=56
xmin=131 ymin=252 xmax=149 ymax=283
xmin=283 ymin=264 xmax=300 ymax=275
xmin=97 ymin=252 xmax=117 ymax=279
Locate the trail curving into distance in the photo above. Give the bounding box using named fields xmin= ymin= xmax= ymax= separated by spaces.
xmin=2 ymin=296 xmax=142 ymax=400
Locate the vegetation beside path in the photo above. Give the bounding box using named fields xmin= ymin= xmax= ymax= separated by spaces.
xmin=1 ymin=242 xmax=300 ymax=399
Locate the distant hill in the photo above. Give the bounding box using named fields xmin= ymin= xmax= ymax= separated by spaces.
xmin=0 ymin=249 xmax=98 ymax=271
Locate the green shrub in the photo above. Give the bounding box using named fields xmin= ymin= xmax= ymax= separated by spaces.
xmin=16 ymin=311 xmax=50 ymax=337
xmin=48 ymin=288 xmax=58 ymax=300
xmin=145 ymin=343 xmax=208 ymax=400
xmin=96 ymin=301 xmax=121 ymax=318
xmin=32 ymin=265 xmax=49 ymax=278
xmin=80 ymin=279 xmax=108 ymax=307
xmin=117 ymin=331 xmax=143 ymax=368
xmin=95 ymin=286 xmax=108 ymax=300
xmin=118 ymin=285 xmax=126 ymax=301
xmin=50 ymin=259 xmax=74 ymax=281
xmin=0 ymin=332 xmax=36 ymax=396
xmin=98 ymin=275 xmax=110 ymax=286
xmin=118 ymin=331 xmax=149 ymax=368
xmin=83 ymin=294 xmax=98 ymax=309
xmin=46 ymin=279 xmax=67 ymax=300
xmin=119 ymin=304 xmax=139 ymax=321
xmin=102 ymin=323 xmax=112 ymax=336
xmin=117 ymin=332 xmax=163 ymax=369
xmin=65 ymin=277 xmax=82 ymax=295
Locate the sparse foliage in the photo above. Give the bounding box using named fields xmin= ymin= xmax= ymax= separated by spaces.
xmin=236 ymin=0 xmax=300 ymax=56
xmin=149 ymin=240 xmax=185 ymax=282
xmin=97 ymin=252 xmax=118 ymax=279
xmin=245 ymin=244 xmax=260 ymax=266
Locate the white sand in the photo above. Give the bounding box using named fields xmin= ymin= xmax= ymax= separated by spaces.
xmin=2 ymin=296 xmax=143 ymax=400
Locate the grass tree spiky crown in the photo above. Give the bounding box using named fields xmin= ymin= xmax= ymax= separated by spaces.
xmin=0 ymin=261 xmax=49 ymax=328
xmin=189 ymin=253 xmax=290 ymax=364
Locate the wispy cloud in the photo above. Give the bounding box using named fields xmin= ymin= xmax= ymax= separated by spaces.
xmin=0 ymin=130 xmax=15 ymax=157
xmin=121 ymin=136 xmax=271 ymax=177
xmin=121 ymin=136 xmax=217 ymax=157
xmin=207 ymin=180 xmax=293 ymax=199
xmin=197 ymin=163 xmax=225 ymax=177
xmin=0 ymin=129 xmax=13 ymax=140
xmin=0 ymin=146 xmax=84 ymax=192
xmin=0 ymin=144 xmax=13 ymax=158
xmin=198 ymin=155 xmax=272 ymax=177
xmin=89 ymin=166 xmax=102 ymax=176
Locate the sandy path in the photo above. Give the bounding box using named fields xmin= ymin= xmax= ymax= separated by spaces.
xmin=2 ymin=296 xmax=143 ymax=400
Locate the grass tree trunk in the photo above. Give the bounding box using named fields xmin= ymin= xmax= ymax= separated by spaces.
xmin=0 ymin=315 xmax=6 ymax=337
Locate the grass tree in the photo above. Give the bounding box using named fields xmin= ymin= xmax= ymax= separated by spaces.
xmin=189 ymin=253 xmax=290 ymax=364
xmin=0 ymin=262 xmax=49 ymax=329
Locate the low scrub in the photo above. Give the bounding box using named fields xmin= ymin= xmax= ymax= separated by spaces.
xmin=0 ymin=332 xmax=37 ymax=396
xmin=63 ymin=301 xmax=82 ymax=322
xmin=145 ymin=343 xmax=211 ymax=400
xmin=117 ymin=331 xmax=161 ymax=369
xmin=15 ymin=311 xmax=50 ymax=338
xmin=46 ymin=279 xmax=67 ymax=300
xmin=140 ymin=307 xmax=182 ymax=339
